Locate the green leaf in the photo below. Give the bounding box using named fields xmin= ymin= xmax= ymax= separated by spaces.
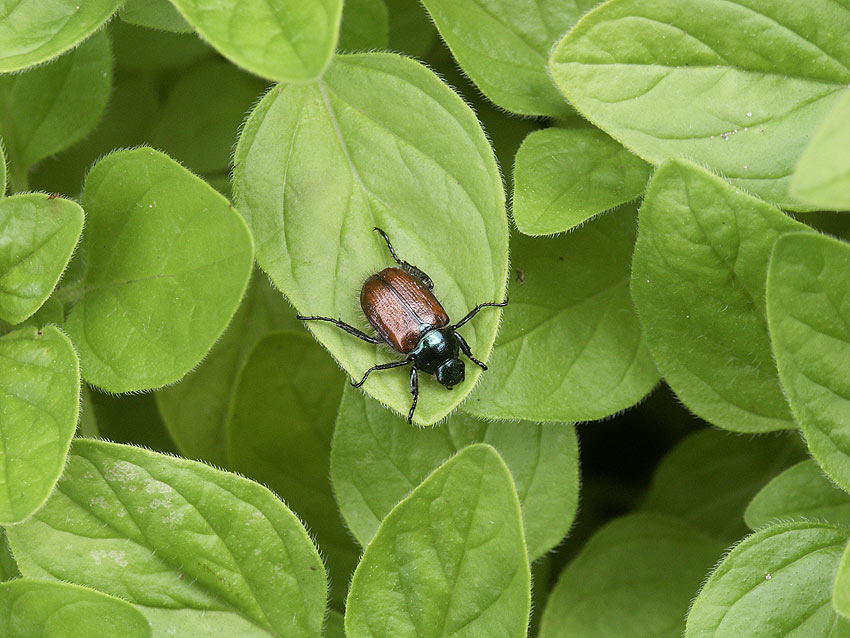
xmin=465 ymin=208 xmax=659 ymax=422
xmin=745 ymin=460 xmax=850 ymax=530
xmin=345 ymin=444 xmax=530 ymax=638
xmin=0 ymin=326 xmax=79 ymax=524
xmin=7 ymin=439 xmax=327 ymax=638
xmin=385 ymin=0 xmax=438 ymax=57
xmin=0 ymin=30 xmax=112 ymax=190
xmin=119 ymin=0 xmax=193 ymax=33
xmin=686 ymin=521 xmax=850 ymax=637
xmin=642 ymin=428 xmax=804 ymax=543
xmin=156 ymin=271 xmax=300 ymax=465
xmin=64 ymin=147 xmax=253 ymax=392
xmin=539 ymin=514 xmax=723 ymax=638
xmin=791 ymin=88 xmax=850 ymax=210
xmin=233 ymin=53 xmax=508 ymax=425
xmin=150 ymin=59 xmax=267 ymax=176
xmin=512 ymin=126 xmax=650 ymax=235
xmin=0 ymin=529 xmax=20 ymax=581
xmin=168 ymin=0 xmax=342 ymax=82
xmin=0 ymin=138 xmax=5 ymax=196
xmin=0 ymin=579 xmax=151 ymax=638
xmin=767 ymin=232 xmax=850 ymax=493
xmin=325 ymin=610 xmax=344 ymax=638
xmin=331 ymin=386 xmax=579 ymax=560
xmin=631 ymin=159 xmax=809 ymax=432
xmin=549 ymin=0 xmax=850 ymax=210
xmin=339 ymin=0 xmax=389 ymax=51
xmin=421 ymin=0 xmax=594 ymax=117
xmin=0 ymin=1 xmax=121 ymax=72
xmin=834 ymin=540 xmax=850 ymax=620
xmin=227 ymin=331 xmax=358 ymax=609
xmin=0 ymin=194 xmax=83 ymax=325
xmin=111 ymin=20 xmax=212 ymax=71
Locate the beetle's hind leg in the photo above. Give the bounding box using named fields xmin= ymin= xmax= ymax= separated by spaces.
xmin=374 ymin=227 xmax=434 ymax=289
xmin=408 ymin=367 xmax=419 ymax=424
xmin=296 ymin=315 xmax=383 ymax=344
xmin=454 ymin=331 xmax=487 ymax=370
xmin=352 ymin=357 xmax=413 ymax=387
xmin=452 ymin=299 xmax=508 ymax=330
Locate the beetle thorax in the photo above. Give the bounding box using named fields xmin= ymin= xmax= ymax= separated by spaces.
xmin=411 ymin=328 xmax=459 ymax=374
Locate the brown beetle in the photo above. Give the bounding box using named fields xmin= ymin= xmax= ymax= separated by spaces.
xmin=298 ymin=228 xmax=506 ymax=423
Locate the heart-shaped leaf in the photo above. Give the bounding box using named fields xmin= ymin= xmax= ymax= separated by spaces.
xmin=465 ymin=208 xmax=659 ymax=422
xmin=233 ymin=53 xmax=508 ymax=425
xmin=512 ymin=126 xmax=650 ymax=235
xmin=549 ymin=0 xmax=850 ymax=210
xmin=0 ymin=194 xmax=83 ymax=325
xmin=345 ymin=444 xmax=530 ymax=638
xmin=168 ymin=0 xmax=341 ymax=82
xmin=685 ymin=522 xmax=850 ymax=636
xmin=0 ymin=326 xmax=78 ymax=524
xmin=331 ymin=386 xmax=579 ymax=560
xmin=64 ymin=147 xmax=253 ymax=392
xmin=766 ymin=232 xmax=850 ymax=493
xmin=0 ymin=0 xmax=121 ymax=72
xmin=745 ymin=460 xmax=850 ymax=530
xmin=631 ymin=159 xmax=809 ymax=432
xmin=7 ymin=439 xmax=327 ymax=638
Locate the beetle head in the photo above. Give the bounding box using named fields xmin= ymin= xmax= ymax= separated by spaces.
xmin=436 ymin=358 xmax=464 ymax=389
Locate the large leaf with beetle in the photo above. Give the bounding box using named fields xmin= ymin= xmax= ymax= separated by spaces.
xmin=233 ymin=52 xmax=508 ymax=425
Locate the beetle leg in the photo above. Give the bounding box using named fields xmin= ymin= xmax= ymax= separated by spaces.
xmin=373 ymin=227 xmax=434 ymax=290
xmin=297 ymin=315 xmax=383 ymax=344
xmin=352 ymin=357 xmax=413 ymax=388
xmin=454 ymin=331 xmax=487 ymax=370
xmin=408 ymin=367 xmax=419 ymax=424
xmin=451 ymin=299 xmax=508 ymax=330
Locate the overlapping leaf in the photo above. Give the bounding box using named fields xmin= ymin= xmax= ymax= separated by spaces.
xmin=0 ymin=326 xmax=79 ymax=524
xmin=686 ymin=522 xmax=850 ymax=636
xmin=550 ymin=0 xmax=850 ymax=209
xmin=168 ymin=0 xmax=342 ymax=82
xmin=766 ymin=232 xmax=850 ymax=493
xmin=331 ymin=386 xmax=579 ymax=560
xmin=119 ymin=0 xmax=192 ymax=33
xmin=0 ymin=194 xmax=83 ymax=325
xmin=64 ymin=148 xmax=253 ymax=392
xmin=7 ymin=439 xmax=326 ymax=638
xmin=513 ymin=126 xmax=650 ymax=235
xmin=632 ymin=160 xmax=808 ymax=432
xmin=466 ymin=208 xmax=658 ymax=422
xmin=233 ymin=52 xmax=508 ymax=424
xmin=346 ymin=444 xmax=530 ymax=638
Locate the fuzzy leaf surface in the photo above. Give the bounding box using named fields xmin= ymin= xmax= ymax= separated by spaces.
xmin=168 ymin=0 xmax=341 ymax=82
xmin=0 ymin=0 xmax=120 ymax=72
xmin=420 ymin=0 xmax=595 ymax=116
xmin=549 ymin=0 xmax=850 ymax=209
xmin=513 ymin=126 xmax=650 ymax=235
xmin=745 ymin=460 xmax=850 ymax=530
xmin=0 ymin=194 xmax=82 ymax=325
xmin=233 ymin=53 xmax=508 ymax=425
xmin=686 ymin=522 xmax=850 ymax=637
xmin=227 ymin=331 xmax=358 ymax=608
xmin=466 ymin=208 xmax=658 ymax=422
xmin=631 ymin=159 xmax=808 ymax=432
xmin=0 ymin=30 xmax=111 ymax=183
xmin=331 ymin=386 xmax=578 ymax=560
xmin=345 ymin=444 xmax=530 ymax=638
xmin=7 ymin=439 xmax=326 ymax=638
xmin=767 ymin=232 xmax=850 ymax=493
xmin=0 ymin=326 xmax=78 ymax=524
xmin=540 ymin=514 xmax=723 ymax=638
xmin=65 ymin=148 xmax=253 ymax=392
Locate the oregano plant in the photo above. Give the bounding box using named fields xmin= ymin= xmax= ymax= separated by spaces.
xmin=0 ymin=1 xmax=848 ymax=636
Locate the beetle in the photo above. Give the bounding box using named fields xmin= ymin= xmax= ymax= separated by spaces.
xmin=297 ymin=227 xmax=507 ymax=423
